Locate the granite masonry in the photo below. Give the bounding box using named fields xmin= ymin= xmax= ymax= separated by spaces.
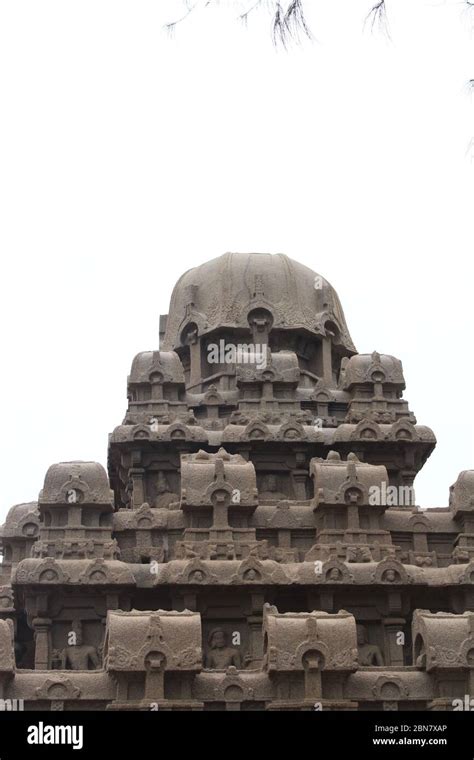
xmin=1 ymin=252 xmax=473 ymax=711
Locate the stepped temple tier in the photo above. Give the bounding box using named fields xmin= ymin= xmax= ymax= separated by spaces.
xmin=1 ymin=251 xmax=473 ymax=712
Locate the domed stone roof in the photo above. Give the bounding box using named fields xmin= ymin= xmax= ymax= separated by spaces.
xmin=0 ymin=502 xmax=39 ymax=539
xmin=128 ymin=351 xmax=184 ymax=384
xmin=449 ymin=470 xmax=474 ymax=516
xmin=39 ymin=461 xmax=113 ymax=506
xmin=341 ymin=352 xmax=406 ymax=390
xmin=161 ymin=252 xmax=356 ymax=353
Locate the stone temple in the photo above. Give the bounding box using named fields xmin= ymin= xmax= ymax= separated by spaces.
xmin=0 ymin=251 xmax=473 ymax=712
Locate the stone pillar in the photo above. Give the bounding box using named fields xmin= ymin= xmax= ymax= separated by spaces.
xmin=189 ymin=339 xmax=202 ymax=389
xmin=383 ymin=619 xmax=406 ymax=666
xmin=413 ymin=531 xmax=429 ymax=554
xmin=67 ymin=505 xmax=82 ymax=528
xmin=262 ymin=380 xmax=273 ymax=401
xmin=277 ymin=529 xmax=291 ymax=548
xmin=150 ymin=378 xmax=163 ymax=401
xmin=130 ymin=468 xmax=145 ymax=507
xmin=33 ymin=617 xmax=52 ymax=670
xmin=246 ymin=616 xmax=263 ymax=668
xmin=210 ymin=491 xmax=232 ymax=544
xmin=292 ymin=470 xmax=308 ymax=500
xmin=245 ymin=593 xmax=264 ymax=668
xmin=136 ymin=529 xmax=152 ymax=558
xmin=347 ymin=505 xmax=360 ymax=530
xmin=304 ymin=653 xmax=322 ymax=701
xmin=213 ymin=498 xmax=229 ymax=529
xmin=144 ymin=654 xmax=166 ymax=701
xmin=322 ymin=336 xmax=332 ymax=385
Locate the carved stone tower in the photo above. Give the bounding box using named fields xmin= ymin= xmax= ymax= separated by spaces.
xmin=1 ymin=252 xmax=473 ymax=711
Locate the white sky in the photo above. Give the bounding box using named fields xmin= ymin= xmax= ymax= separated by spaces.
xmin=0 ymin=0 xmax=473 ymax=519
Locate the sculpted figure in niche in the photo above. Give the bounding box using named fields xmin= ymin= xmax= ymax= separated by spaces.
xmin=62 ymin=623 xmax=100 ymax=671
xmin=124 ymin=477 xmax=134 ymax=508
xmin=357 ymin=624 xmax=384 ymax=666
xmin=244 ymin=568 xmax=259 ymax=581
xmin=153 ymin=472 xmax=179 ymax=509
xmin=205 ymin=628 xmax=242 ymax=669
xmin=259 ymin=474 xmax=286 ymax=501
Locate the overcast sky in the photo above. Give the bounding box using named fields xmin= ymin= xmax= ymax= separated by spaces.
xmin=0 ymin=0 xmax=473 ymax=519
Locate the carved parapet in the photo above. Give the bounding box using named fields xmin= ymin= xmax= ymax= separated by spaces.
xmin=35 ymin=677 xmax=81 ymax=701
xmin=180 ymin=448 xmax=258 ymax=510
xmin=104 ymin=610 xmax=202 ymax=673
xmin=371 ymin=559 xmax=411 ymax=585
xmin=263 ymin=604 xmax=358 ymax=673
xmin=32 ymin=538 xmax=120 ymax=561
xmin=110 ymin=422 xmax=208 ymax=444
xmin=331 ymin=422 xmax=435 ymax=445
xmin=156 ymin=558 xmax=290 ymax=585
xmin=14 ymin=558 xmax=70 ymax=586
xmin=275 ymin=421 xmax=308 ymax=441
xmin=412 ymin=610 xmax=474 ymax=672
xmin=13 ymin=559 xmax=134 ymax=587
xmin=193 ymin=669 xmax=272 ymax=706
xmin=310 ymin=451 xmax=388 ymax=508
xmin=241 ymin=420 xmax=274 ymax=442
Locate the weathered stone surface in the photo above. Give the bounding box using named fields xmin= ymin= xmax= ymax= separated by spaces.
xmin=0 ymin=252 xmax=470 ymax=710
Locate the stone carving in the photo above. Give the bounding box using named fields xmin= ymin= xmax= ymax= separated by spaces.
xmin=372 ymin=676 xmax=409 ymax=701
xmin=258 ymin=475 xmax=287 ymax=501
xmin=105 ymin=610 xmax=202 ymax=674
xmin=152 ymin=472 xmax=180 ymax=509
xmin=0 ymin=252 xmax=470 ymax=709
xmin=372 ymin=560 xmax=410 ymax=585
xmin=357 ymin=625 xmax=384 ymax=666
xmin=35 ymin=678 xmax=81 ymax=700
xmin=62 ymin=622 xmax=100 ymax=671
xmin=205 ymin=628 xmax=242 ymax=669
xmin=413 ymin=611 xmax=474 ymax=672
xmin=263 ymin=605 xmax=358 ymax=680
